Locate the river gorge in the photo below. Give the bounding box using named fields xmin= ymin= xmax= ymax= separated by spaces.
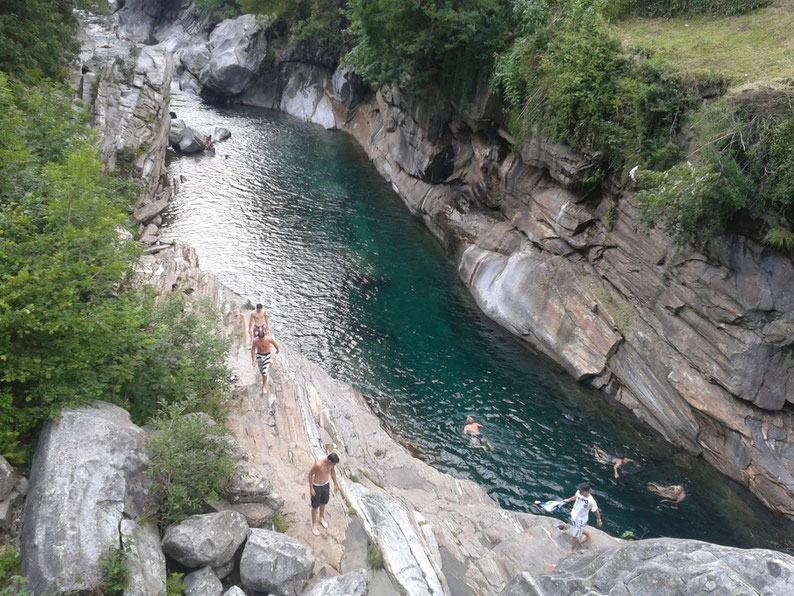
xmin=162 ymin=90 xmax=793 ymax=551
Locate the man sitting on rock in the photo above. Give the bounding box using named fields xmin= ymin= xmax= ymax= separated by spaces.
xmin=309 ymin=453 xmax=340 ymax=536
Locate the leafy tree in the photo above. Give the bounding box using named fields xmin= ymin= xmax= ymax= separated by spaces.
xmin=0 ymin=0 xmax=78 ymax=82
xmin=193 ymin=0 xmax=240 ymax=23
xmin=346 ymin=0 xmax=511 ymax=101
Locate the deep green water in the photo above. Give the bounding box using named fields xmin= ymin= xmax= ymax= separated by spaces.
xmin=163 ymin=93 xmax=793 ymax=552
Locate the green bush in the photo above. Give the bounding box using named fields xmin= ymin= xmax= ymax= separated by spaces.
xmin=98 ymin=548 xmax=130 ymax=596
xmin=764 ymin=227 xmax=794 ymax=251
xmin=346 ymin=0 xmax=511 ymax=101
xmin=635 ymin=89 xmax=794 ymax=244
xmin=272 ymin=515 xmax=289 ymax=533
xmin=193 ymin=0 xmax=240 ymax=23
xmin=146 ymin=403 xmax=237 ymax=527
xmin=0 ymin=0 xmax=77 ymax=82
xmin=493 ymin=0 xmax=701 ymax=175
xmin=166 ymin=573 xmax=186 ymax=596
xmin=366 ymin=544 xmax=384 ymax=569
xmin=0 ymin=576 xmax=32 ymax=596
xmin=0 ymin=547 xmax=21 ymax=582
xmin=617 ymin=0 xmax=769 ymax=18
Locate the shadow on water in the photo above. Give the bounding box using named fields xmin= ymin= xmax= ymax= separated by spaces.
xmin=162 ymin=91 xmax=794 ymax=553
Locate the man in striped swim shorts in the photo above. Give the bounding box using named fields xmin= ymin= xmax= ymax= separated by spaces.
xmin=251 ymin=331 xmax=280 ymax=395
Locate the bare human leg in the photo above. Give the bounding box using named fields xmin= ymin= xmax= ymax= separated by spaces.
xmin=311 ymin=507 xmax=320 ymax=536
xmin=319 ymin=504 xmax=328 ymax=528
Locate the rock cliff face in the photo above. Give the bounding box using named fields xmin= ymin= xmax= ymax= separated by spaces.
xmin=125 ymin=7 xmax=794 ymax=520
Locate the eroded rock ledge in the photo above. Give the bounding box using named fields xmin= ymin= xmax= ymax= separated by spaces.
xmin=112 ymin=2 xmax=794 ymax=519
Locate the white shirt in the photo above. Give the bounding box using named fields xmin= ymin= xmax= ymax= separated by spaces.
xmin=571 ymin=490 xmax=598 ymax=525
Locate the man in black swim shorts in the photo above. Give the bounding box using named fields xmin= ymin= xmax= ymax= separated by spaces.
xmin=309 ymin=453 xmax=339 ymax=536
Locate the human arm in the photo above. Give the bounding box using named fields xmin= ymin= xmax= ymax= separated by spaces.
xmin=251 ymin=341 xmax=256 ymax=366
xmin=309 ymin=464 xmax=317 ymax=496
xmin=273 ymin=337 xmax=280 ymax=354
xmin=331 ymin=465 xmax=338 ymax=494
xmin=595 ymin=507 xmax=602 ymax=527
xmin=563 ymin=494 xmax=576 ymax=504
xmin=248 ymin=312 xmax=254 ymax=335
xmin=613 ymin=461 xmax=621 ymax=478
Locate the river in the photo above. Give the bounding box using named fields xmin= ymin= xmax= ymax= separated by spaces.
xmin=162 ymin=91 xmax=793 ymax=552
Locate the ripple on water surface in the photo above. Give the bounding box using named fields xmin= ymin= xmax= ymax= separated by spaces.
xmin=163 ymin=92 xmax=794 ymax=552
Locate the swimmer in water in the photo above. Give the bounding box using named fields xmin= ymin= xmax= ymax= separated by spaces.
xmin=463 ymin=416 xmax=494 ymax=451
xmin=648 ymin=483 xmax=686 ymax=505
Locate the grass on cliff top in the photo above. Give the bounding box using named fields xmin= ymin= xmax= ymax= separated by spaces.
xmin=616 ymin=0 xmax=794 ymax=84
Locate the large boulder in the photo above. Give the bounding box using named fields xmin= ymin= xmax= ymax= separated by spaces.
xmin=537 ymin=538 xmax=794 ymax=595
xmin=161 ymin=510 xmax=249 ymax=569
xmin=183 ymin=566 xmax=223 ymax=596
xmin=177 ymin=126 xmax=207 ymax=154
xmin=302 ymin=569 xmax=369 ymax=596
xmin=200 ymin=14 xmax=268 ymax=96
xmin=21 ymin=402 xmax=158 ymax=595
xmin=0 ymin=455 xmax=15 ymax=500
xmin=169 ymin=118 xmax=187 ymax=145
xmin=239 ymin=529 xmax=314 ymax=596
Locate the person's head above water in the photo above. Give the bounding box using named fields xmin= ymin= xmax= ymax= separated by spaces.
xmin=466 ymin=416 xmax=474 ymax=424
xmin=578 ymin=482 xmax=591 ymax=495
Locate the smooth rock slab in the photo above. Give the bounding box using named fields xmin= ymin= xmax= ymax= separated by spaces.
xmin=240 ymin=529 xmax=314 ymax=596
xmin=303 ymin=569 xmax=369 ymax=596
xmin=538 ymin=538 xmax=794 ymax=595
xmin=183 ymin=566 xmax=223 ymax=596
xmin=161 ymin=510 xmax=248 ymax=568
xmin=121 ymin=518 xmax=167 ymax=596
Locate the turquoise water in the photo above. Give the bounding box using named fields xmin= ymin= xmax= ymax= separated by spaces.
xmin=163 ymin=93 xmax=793 ymax=552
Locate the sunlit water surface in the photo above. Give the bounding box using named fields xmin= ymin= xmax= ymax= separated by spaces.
xmin=163 ymin=92 xmax=793 ymax=551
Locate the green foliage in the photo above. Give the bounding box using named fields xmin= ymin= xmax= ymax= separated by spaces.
xmin=238 ymin=0 xmax=310 ymax=20
xmin=75 ymin=0 xmax=112 ymax=15
xmin=764 ymin=227 xmax=794 ymax=252
xmin=346 ymin=0 xmax=511 ymax=101
xmin=146 ymin=402 xmax=237 ymax=527
xmin=272 ymin=515 xmax=289 ymax=533
xmin=0 ymin=73 xmax=232 ymax=458
xmin=166 ymin=573 xmax=186 ymax=596
xmin=636 ymin=89 xmax=794 ymax=244
xmin=194 ymin=0 xmax=240 ymax=23
xmin=0 ymin=547 xmax=21 ymax=582
xmin=0 ymin=0 xmax=77 ymax=82
xmin=494 ymin=0 xmax=700 ymax=174
xmin=98 ymin=548 xmax=130 ymax=596
xmin=0 ymin=76 xmax=141 ymax=442
xmin=121 ymin=295 xmax=232 ymax=425
xmin=613 ymin=0 xmax=769 ymax=18
xmin=0 ymin=576 xmax=31 ymax=596
xmin=366 ymin=544 xmax=384 ymax=569
xmin=621 ymin=530 xmax=637 ymax=539
xmin=635 ymin=163 xmax=744 ymax=242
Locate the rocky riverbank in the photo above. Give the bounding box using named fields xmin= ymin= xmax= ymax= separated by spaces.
xmin=110 ymin=0 xmax=794 ymax=521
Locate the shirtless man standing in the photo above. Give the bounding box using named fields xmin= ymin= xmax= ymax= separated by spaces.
xmin=463 ymin=416 xmax=493 ymax=451
xmin=251 ymin=332 xmax=279 ymax=395
xmin=249 ymin=303 xmax=269 ymax=339
xmin=309 ymin=453 xmax=340 ymax=536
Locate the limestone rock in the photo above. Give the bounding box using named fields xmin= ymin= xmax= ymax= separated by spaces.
xmin=303 ymin=569 xmax=369 ymax=596
xmin=223 ymin=587 xmax=246 ymax=596
xmin=201 ymin=15 xmax=268 ymax=96
xmin=239 ymin=529 xmax=314 ymax=596
xmin=161 ymin=510 xmax=249 ymax=569
xmin=0 ymin=456 xmax=15 ymax=500
xmin=21 ymin=402 xmax=149 ymax=594
xmin=121 ymin=519 xmax=167 ymax=596
xmin=183 ymin=567 xmax=223 ymax=596
xmin=538 ymin=538 xmax=794 ymax=595
xmin=0 ymin=491 xmax=23 ymax=533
